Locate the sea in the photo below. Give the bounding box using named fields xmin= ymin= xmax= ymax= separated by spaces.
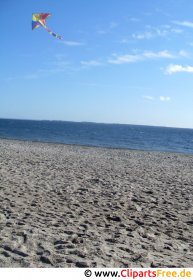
xmin=0 ymin=118 xmax=193 ymax=154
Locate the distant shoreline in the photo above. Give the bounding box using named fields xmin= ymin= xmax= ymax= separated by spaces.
xmin=0 ymin=137 xmax=192 ymax=156
xmin=0 ymin=119 xmax=193 ymax=155
xmin=1 ymin=117 xmax=193 ymax=130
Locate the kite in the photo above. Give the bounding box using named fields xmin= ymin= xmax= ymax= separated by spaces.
xmin=32 ymin=13 xmax=62 ymax=40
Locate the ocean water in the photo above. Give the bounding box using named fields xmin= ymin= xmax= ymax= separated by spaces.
xmin=0 ymin=118 xmax=193 ymax=154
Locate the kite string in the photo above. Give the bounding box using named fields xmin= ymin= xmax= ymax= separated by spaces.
xmin=41 ymin=22 xmax=62 ymax=39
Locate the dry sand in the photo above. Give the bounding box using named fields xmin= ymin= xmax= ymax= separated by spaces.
xmin=0 ymin=139 xmax=193 ymax=267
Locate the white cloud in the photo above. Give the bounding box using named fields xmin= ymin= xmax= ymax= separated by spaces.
xmin=178 ymin=50 xmax=189 ymax=57
xmin=110 ymin=22 xmax=118 ymax=29
xmin=108 ymin=50 xmax=174 ymax=65
xmin=143 ymin=95 xmax=154 ymax=100
xmin=81 ymin=60 xmax=103 ymax=67
xmin=108 ymin=54 xmax=141 ymax=64
xmin=173 ymin=20 xmax=193 ymax=28
xmin=132 ymin=25 xmax=183 ymax=40
xmin=130 ymin=17 xmax=140 ymax=22
xmin=120 ymin=39 xmax=130 ymax=44
xmin=6 ymin=74 xmax=39 ymax=81
xmin=97 ymin=22 xmax=118 ymax=35
xmin=143 ymin=50 xmax=174 ymax=59
xmin=171 ymin=28 xmax=183 ymax=34
xmin=165 ymin=64 xmax=193 ymax=74
xmin=61 ymin=40 xmax=85 ymax=46
xmin=132 ymin=31 xmax=153 ymax=40
xmin=142 ymin=96 xmax=171 ymax=102
xmin=159 ymin=96 xmax=171 ymax=102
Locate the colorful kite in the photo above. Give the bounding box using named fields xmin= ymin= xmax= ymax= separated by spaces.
xmin=32 ymin=13 xmax=62 ymax=40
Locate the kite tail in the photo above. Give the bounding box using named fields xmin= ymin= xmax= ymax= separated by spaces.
xmin=42 ymin=24 xmax=62 ymax=40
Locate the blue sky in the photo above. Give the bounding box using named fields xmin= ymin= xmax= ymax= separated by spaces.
xmin=1 ymin=0 xmax=193 ymax=128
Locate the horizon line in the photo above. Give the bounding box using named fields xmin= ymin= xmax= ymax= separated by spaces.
xmin=0 ymin=117 xmax=193 ymax=130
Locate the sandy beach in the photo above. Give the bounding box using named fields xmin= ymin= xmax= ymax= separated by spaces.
xmin=0 ymin=139 xmax=192 ymax=267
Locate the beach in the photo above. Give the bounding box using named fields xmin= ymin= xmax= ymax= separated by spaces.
xmin=0 ymin=139 xmax=192 ymax=267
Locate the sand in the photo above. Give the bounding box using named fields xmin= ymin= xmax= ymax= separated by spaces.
xmin=0 ymin=139 xmax=193 ymax=267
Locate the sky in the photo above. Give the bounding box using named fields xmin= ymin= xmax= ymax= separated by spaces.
xmin=1 ymin=0 xmax=193 ymax=128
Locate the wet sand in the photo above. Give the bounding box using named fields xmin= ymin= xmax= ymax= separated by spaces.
xmin=0 ymin=139 xmax=193 ymax=267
